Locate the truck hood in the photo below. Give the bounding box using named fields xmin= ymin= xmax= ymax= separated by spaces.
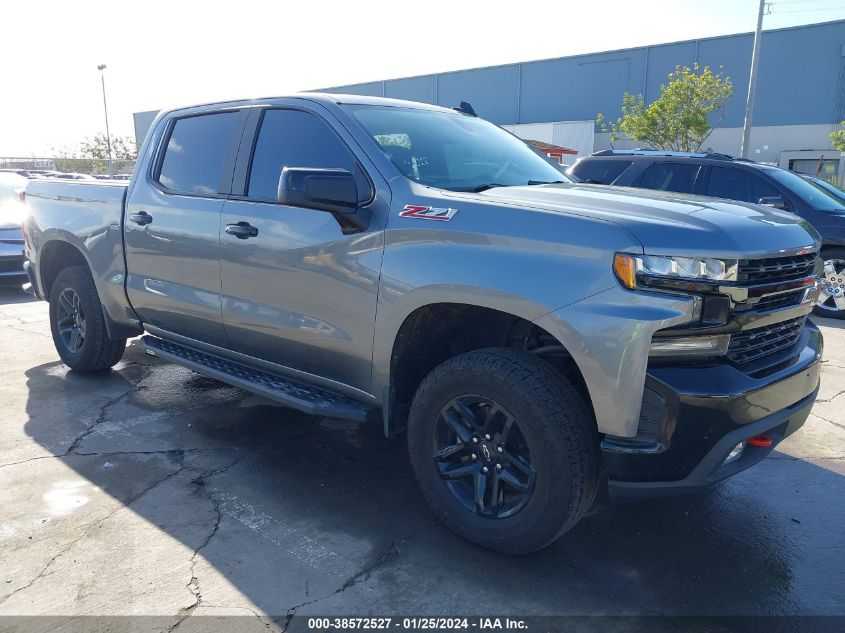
xmin=477 ymin=183 xmax=819 ymax=258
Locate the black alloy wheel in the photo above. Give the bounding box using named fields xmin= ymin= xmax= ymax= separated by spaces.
xmin=434 ymin=396 xmax=535 ymax=519
xmin=56 ymin=288 xmax=87 ymax=353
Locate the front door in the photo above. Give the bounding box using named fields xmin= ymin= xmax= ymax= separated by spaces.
xmin=219 ymin=106 xmax=386 ymax=393
xmin=125 ymin=110 xmax=246 ymax=347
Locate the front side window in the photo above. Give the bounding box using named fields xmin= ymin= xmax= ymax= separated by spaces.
xmin=157 ymin=112 xmax=239 ymax=195
xmin=637 ymin=162 xmax=700 ymax=194
xmin=248 ymin=109 xmax=355 ymax=200
xmin=705 ymin=167 xmax=781 ymax=205
xmin=766 ymin=168 xmax=845 ymax=212
xmin=345 ymin=105 xmax=569 ymax=192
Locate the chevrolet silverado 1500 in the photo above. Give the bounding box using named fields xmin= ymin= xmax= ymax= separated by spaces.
xmin=23 ymin=94 xmax=823 ymax=553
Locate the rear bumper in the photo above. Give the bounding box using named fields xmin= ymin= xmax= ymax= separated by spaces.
xmin=0 ymin=256 xmax=26 ymax=287
xmin=605 ymin=321 xmax=822 ymax=501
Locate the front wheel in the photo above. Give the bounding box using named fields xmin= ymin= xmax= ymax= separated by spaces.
xmin=49 ymin=266 xmax=126 ymax=371
xmin=814 ymin=248 xmax=845 ymax=320
xmin=407 ymin=348 xmax=599 ymax=554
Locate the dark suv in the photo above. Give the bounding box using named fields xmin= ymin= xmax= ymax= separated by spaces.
xmin=567 ymin=150 xmax=845 ymax=318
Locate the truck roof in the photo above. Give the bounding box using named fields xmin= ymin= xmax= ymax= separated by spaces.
xmin=165 ymin=92 xmax=458 ymax=117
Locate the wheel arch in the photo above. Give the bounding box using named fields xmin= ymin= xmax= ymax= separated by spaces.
xmin=378 ymin=300 xmax=593 ymax=437
xmin=38 ymin=238 xmax=88 ymax=299
xmin=37 ymin=236 xmax=142 ymax=340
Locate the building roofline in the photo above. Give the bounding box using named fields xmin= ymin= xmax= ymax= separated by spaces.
xmin=318 ymin=18 xmax=845 ymax=90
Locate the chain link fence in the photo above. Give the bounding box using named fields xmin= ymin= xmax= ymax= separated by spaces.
xmin=1 ymin=157 xmax=136 ymax=177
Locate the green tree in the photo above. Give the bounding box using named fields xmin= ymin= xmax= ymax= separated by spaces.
xmin=597 ymin=63 xmax=733 ymax=152
xmin=50 ymin=134 xmax=137 ymax=174
xmin=79 ymin=133 xmax=137 ymax=161
xmin=830 ymin=124 xmax=845 ymax=152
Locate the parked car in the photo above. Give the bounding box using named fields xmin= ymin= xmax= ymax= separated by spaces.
xmin=0 ymin=168 xmax=33 ymax=178
xmin=23 ymin=95 xmax=822 ymax=553
xmin=0 ymin=173 xmax=28 ymax=288
xmin=26 ymin=170 xmax=63 ymax=179
xmin=49 ymin=172 xmax=97 ymax=181
xmin=567 ymin=150 xmax=845 ymax=318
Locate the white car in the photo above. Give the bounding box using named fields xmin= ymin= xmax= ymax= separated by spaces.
xmin=0 ymin=173 xmax=28 ymax=288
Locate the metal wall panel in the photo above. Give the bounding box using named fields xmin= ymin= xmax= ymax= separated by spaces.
xmin=384 ymin=76 xmax=437 ymax=103
xmin=436 ymin=66 xmax=520 ymax=124
xmin=323 ymin=20 xmax=845 ymax=130
xmin=505 ymin=121 xmax=595 ymax=158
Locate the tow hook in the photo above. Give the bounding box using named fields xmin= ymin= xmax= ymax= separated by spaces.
xmin=748 ymin=433 xmax=773 ymax=447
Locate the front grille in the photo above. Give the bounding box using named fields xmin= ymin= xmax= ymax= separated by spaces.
xmin=737 ymin=253 xmax=817 ymax=285
xmin=727 ymin=315 xmax=807 ymax=365
xmin=734 ymin=289 xmax=805 ymax=313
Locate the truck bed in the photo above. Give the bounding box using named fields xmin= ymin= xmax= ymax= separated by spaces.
xmin=24 ymin=179 xmax=131 ymax=333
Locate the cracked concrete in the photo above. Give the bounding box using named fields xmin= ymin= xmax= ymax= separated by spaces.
xmin=1 ymin=289 xmax=844 ymax=628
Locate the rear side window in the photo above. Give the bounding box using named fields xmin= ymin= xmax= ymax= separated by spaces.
xmin=248 ymin=109 xmax=355 ymax=200
xmin=637 ymin=162 xmax=700 ymax=194
xmin=705 ymin=167 xmax=781 ymax=204
xmin=569 ymin=159 xmax=632 ymax=184
xmin=157 ymin=112 xmax=239 ymax=195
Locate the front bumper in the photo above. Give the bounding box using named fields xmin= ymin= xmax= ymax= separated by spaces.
xmin=605 ymin=321 xmax=822 ymax=501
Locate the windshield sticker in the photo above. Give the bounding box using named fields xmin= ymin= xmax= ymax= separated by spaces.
xmin=399 ymin=205 xmax=458 ymax=221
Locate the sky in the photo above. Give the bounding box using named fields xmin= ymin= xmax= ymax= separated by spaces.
xmin=2 ymin=0 xmax=845 ymax=156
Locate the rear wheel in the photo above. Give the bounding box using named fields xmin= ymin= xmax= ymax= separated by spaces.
xmin=407 ymin=348 xmax=599 ymax=554
xmin=814 ymin=249 xmax=845 ymax=320
xmin=49 ymin=266 xmax=126 ymax=371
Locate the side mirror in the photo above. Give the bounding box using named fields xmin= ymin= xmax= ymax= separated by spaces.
xmin=758 ymin=196 xmax=789 ymax=211
xmin=278 ymin=167 xmax=371 ymax=233
xmin=278 ymin=167 xmax=358 ymax=214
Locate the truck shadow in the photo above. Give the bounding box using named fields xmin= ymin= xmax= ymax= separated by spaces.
xmin=19 ymin=341 xmax=845 ymax=618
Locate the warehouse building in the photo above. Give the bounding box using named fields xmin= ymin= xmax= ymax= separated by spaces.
xmin=321 ymin=19 xmax=845 ymax=182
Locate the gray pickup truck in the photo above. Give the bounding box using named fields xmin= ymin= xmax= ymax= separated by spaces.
xmin=23 ymin=94 xmax=824 ymax=553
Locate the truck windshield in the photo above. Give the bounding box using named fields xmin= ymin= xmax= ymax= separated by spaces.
xmin=345 ymin=104 xmax=570 ymax=192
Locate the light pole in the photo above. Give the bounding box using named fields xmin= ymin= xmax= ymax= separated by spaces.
xmin=97 ymin=64 xmax=113 ymax=172
xmin=740 ymin=0 xmax=768 ymax=158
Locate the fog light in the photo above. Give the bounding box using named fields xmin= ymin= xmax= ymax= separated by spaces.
xmin=724 ymin=441 xmax=746 ymax=464
xmin=648 ymin=334 xmax=730 ymax=358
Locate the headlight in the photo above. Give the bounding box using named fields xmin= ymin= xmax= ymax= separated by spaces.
xmin=613 ymin=253 xmax=737 ymax=290
xmin=648 ymin=334 xmax=730 ymax=358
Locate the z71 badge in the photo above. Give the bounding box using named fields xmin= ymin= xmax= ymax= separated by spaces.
xmin=399 ymin=204 xmax=459 ymax=221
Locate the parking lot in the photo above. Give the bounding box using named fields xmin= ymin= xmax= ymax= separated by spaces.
xmin=0 ymin=288 xmax=843 ymax=628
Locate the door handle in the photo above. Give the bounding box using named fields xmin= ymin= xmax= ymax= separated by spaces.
xmin=225 ymin=222 xmax=259 ymax=239
xmin=129 ymin=211 xmax=153 ymax=226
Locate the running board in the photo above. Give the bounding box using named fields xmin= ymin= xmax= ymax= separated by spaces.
xmin=141 ymin=335 xmax=377 ymax=422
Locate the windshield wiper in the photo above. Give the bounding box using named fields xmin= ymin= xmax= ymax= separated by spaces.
xmin=470 ymin=183 xmax=509 ymax=193
xmin=470 ymin=180 xmax=567 ymax=192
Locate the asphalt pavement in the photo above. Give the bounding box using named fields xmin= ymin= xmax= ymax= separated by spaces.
xmin=0 ymin=288 xmax=843 ymax=631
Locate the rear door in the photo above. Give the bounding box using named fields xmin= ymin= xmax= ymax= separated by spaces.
xmin=124 ymin=109 xmax=247 ymax=347
xmin=218 ymin=104 xmax=387 ymax=393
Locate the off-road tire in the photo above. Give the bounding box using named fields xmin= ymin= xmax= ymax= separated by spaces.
xmin=407 ymin=348 xmax=600 ymax=554
xmin=48 ymin=266 xmax=126 ymax=371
